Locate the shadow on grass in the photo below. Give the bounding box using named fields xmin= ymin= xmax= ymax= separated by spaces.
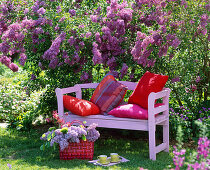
xmin=0 ymin=128 xmax=173 ymax=170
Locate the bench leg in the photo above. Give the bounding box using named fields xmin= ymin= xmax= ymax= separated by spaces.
xmin=149 ymin=125 xmax=156 ymax=160
xmin=163 ymin=120 xmax=169 ymax=152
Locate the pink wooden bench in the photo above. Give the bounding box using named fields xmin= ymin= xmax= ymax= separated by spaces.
xmin=55 ymin=81 xmax=171 ymax=160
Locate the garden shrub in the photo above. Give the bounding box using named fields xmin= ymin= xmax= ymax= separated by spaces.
xmin=0 ymin=75 xmax=43 ymax=130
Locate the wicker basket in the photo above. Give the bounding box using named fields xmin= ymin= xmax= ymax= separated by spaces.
xmin=59 ymin=140 xmax=94 ymax=160
xmin=59 ymin=120 xmax=94 ymax=160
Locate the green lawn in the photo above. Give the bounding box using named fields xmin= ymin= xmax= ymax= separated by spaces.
xmin=0 ymin=127 xmax=174 ymax=170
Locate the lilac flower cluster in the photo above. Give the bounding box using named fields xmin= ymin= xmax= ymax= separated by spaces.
xmin=31 ymin=0 xmax=46 ymax=14
xmin=85 ymin=123 xmax=100 ymax=142
xmin=0 ymin=21 xmax=26 ymax=71
xmin=80 ymin=72 xmax=89 ymax=82
xmin=41 ymin=123 xmax=100 ymax=151
xmin=42 ymin=32 xmax=66 ymax=69
xmin=92 ymin=0 xmax=134 ymax=78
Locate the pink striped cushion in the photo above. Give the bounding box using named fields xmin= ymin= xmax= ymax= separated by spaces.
xmin=90 ymin=73 xmax=127 ymax=115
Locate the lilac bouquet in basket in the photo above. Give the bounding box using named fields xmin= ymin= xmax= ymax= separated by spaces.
xmin=40 ymin=122 xmax=100 ymax=151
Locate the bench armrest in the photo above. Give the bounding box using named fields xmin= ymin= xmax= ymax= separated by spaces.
xmin=55 ymin=83 xmax=99 ymax=118
xmin=55 ymin=85 xmax=82 ymax=118
xmin=148 ymin=88 xmax=171 ymax=122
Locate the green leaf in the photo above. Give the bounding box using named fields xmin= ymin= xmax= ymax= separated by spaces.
xmin=41 ymin=134 xmax=46 ymax=138
xmin=60 ymin=127 xmax=68 ymax=134
xmin=47 ymin=133 xmax=52 ymax=141
xmin=82 ymin=134 xmax=86 ymax=141
xmin=40 ymin=144 xmax=45 ymax=151
xmin=53 ymin=143 xmax=56 ymax=150
xmin=49 ymin=127 xmax=56 ymax=131
xmin=52 ymin=132 xmax=55 ymax=138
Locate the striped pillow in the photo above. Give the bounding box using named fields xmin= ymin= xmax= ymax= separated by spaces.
xmin=90 ymin=73 xmax=127 ymax=115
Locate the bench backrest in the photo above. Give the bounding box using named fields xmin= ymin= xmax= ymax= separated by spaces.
xmin=69 ymin=81 xmax=137 ymax=99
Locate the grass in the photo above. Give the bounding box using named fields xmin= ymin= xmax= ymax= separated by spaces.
xmin=0 ymin=127 xmax=174 ymax=170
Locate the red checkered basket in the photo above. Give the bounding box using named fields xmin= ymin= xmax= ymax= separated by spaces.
xmin=59 ymin=120 xmax=94 ymax=160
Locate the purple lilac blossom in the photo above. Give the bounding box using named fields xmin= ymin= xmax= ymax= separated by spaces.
xmin=0 ymin=55 xmax=11 ymax=67
xmin=171 ymin=37 xmax=181 ymax=49
xmin=68 ymin=36 xmax=75 ymax=46
xmin=107 ymin=57 xmax=116 ymax=70
xmin=59 ymin=17 xmax=65 ymax=22
xmin=80 ymin=72 xmax=89 ymax=81
xmin=90 ymin=15 xmax=98 ymax=23
xmin=137 ymin=31 xmax=146 ymax=39
xmin=116 ymin=19 xmax=125 ymax=35
xmin=196 ymin=76 xmax=201 ymax=83
xmin=49 ymin=58 xmax=59 ymax=69
xmin=120 ymin=63 xmax=128 ymax=79
xmin=33 ymin=27 xmax=44 ymax=34
xmin=92 ymin=42 xmax=102 ymax=65
xmin=56 ymin=6 xmax=61 ymax=13
xmin=9 ymin=63 xmax=18 ymax=72
xmin=42 ymin=32 xmax=66 ymax=60
xmin=171 ymin=76 xmax=180 ymax=83
xmin=95 ymin=32 xmax=101 ymax=43
xmin=79 ymin=24 xmax=85 ymax=29
xmin=0 ymin=42 xmax=10 ymax=55
xmin=31 ymin=74 xmax=36 ymax=80
xmin=69 ymin=9 xmax=76 ymax=16
xmin=19 ymin=53 xmax=27 ymax=66
xmin=131 ymin=40 xmax=142 ymax=60
xmin=85 ymin=32 xmax=92 ymax=38
xmin=118 ymin=8 xmax=133 ymax=22
xmin=37 ymin=7 xmax=46 ymax=15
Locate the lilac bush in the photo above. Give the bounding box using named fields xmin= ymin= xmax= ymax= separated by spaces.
xmin=0 ymin=0 xmax=209 ymax=134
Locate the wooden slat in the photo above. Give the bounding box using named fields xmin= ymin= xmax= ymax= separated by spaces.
xmin=78 ymin=83 xmax=99 ymax=89
xmin=154 ymin=105 xmax=167 ymax=114
xmin=65 ymin=114 xmax=149 ymax=131
xmin=155 ymin=115 xmax=169 ymax=125
xmin=59 ymin=86 xmax=80 ymax=94
xmin=118 ymin=81 xmax=137 ymax=90
xmin=154 ymin=88 xmax=170 ymax=99
xmin=155 ymin=143 xmax=167 ymax=154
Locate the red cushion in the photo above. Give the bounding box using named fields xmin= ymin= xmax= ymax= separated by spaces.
xmin=128 ymin=71 xmax=168 ymax=109
xmin=63 ymin=95 xmax=100 ymax=116
xmin=108 ymin=103 xmax=163 ymax=120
